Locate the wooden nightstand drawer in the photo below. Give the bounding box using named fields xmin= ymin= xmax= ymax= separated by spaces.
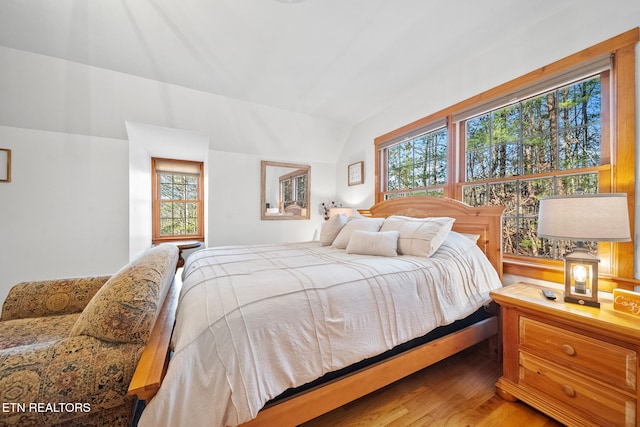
xmin=520 ymin=352 xmax=636 ymax=427
xmin=520 ymin=317 xmax=637 ymax=392
xmin=493 ymin=283 xmax=640 ymax=426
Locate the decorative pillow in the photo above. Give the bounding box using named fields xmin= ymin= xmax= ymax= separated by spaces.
xmin=380 ymin=216 xmax=455 ymax=257
xmin=332 ymin=217 xmax=385 ymax=249
xmin=70 ymin=245 xmax=178 ymax=343
xmin=346 ymin=230 xmax=399 ymax=257
xmin=319 ymin=213 xmax=348 ymax=246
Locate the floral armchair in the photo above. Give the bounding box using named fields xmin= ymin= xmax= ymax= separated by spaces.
xmin=0 ymin=244 xmax=178 ymax=426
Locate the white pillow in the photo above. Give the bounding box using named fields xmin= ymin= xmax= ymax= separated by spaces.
xmin=380 ymin=216 xmax=455 ymax=257
xmin=319 ymin=213 xmax=348 ymax=246
xmin=346 ymin=230 xmax=399 ymax=257
xmin=332 ymin=218 xmax=385 ymax=249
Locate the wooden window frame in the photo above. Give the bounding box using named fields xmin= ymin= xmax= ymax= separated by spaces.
xmin=152 ymin=157 xmax=205 ymax=244
xmin=376 ymin=121 xmax=454 ymax=200
xmin=375 ymin=28 xmax=638 ymax=289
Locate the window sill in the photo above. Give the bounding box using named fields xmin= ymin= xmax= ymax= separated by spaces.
xmin=503 ymin=256 xmax=638 ymax=292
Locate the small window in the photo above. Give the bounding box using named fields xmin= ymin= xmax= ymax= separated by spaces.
xmin=152 ymin=158 xmax=204 ymax=243
xmin=379 ymin=125 xmax=448 ymax=200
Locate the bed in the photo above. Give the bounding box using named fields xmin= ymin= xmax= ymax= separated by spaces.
xmin=130 ymin=197 xmax=505 ymax=427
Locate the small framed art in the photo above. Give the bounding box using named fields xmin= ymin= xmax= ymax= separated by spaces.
xmin=348 ymin=161 xmax=363 ymax=186
xmin=0 ymin=149 xmax=11 ymax=182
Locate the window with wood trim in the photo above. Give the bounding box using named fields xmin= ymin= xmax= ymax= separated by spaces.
xmin=152 ymin=158 xmax=204 ymax=244
xmin=375 ymin=29 xmax=637 ymax=288
xmin=461 ymin=73 xmax=607 ymax=260
xmin=378 ymin=122 xmax=449 ymax=200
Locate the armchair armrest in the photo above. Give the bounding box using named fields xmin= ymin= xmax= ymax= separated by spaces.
xmin=1 ymin=275 xmax=111 ymax=321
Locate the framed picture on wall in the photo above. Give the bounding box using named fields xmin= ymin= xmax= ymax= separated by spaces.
xmin=348 ymin=161 xmax=363 ymax=186
xmin=0 ymin=149 xmax=11 ymax=182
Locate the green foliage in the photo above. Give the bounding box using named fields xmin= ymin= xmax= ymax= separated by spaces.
xmin=462 ymin=77 xmax=601 ymax=259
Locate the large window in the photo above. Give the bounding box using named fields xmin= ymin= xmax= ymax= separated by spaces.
xmin=152 ymin=158 xmax=204 ymax=243
xmin=374 ymin=29 xmax=637 ymax=287
xmin=461 ymin=75 xmax=605 ymax=260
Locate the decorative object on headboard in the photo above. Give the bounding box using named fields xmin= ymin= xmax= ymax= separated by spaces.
xmin=0 ymin=148 xmax=11 ymax=182
xmin=537 ymin=193 xmax=631 ymax=308
xmin=348 ymin=161 xmax=363 ymax=186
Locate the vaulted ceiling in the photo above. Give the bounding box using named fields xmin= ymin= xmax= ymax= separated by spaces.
xmin=0 ymin=0 xmax=638 ymax=127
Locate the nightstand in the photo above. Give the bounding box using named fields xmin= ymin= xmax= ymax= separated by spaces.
xmin=491 ymin=282 xmax=640 ymax=427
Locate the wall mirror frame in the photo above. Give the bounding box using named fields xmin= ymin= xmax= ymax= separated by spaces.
xmin=261 ymin=160 xmax=311 ymax=220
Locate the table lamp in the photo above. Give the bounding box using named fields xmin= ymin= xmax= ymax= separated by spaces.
xmin=537 ymin=193 xmax=631 ymax=307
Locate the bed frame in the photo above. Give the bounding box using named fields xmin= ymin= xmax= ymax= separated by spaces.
xmin=128 ymin=196 xmax=505 ymax=425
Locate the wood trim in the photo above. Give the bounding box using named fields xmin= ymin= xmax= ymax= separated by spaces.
xmin=445 ymin=115 xmax=456 ymax=198
xmin=611 ymin=42 xmax=636 ymax=279
xmin=128 ymin=271 xmax=182 ymax=402
xmin=240 ymin=316 xmax=498 ymax=427
xmin=151 ymin=157 xmax=205 ymax=244
xmin=503 ymin=258 xmax=638 ymax=292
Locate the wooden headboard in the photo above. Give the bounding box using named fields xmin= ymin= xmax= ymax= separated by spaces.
xmin=365 ymin=197 xmax=505 ymax=279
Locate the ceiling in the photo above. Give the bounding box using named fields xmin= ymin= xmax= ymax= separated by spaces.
xmin=0 ymin=0 xmax=635 ymax=126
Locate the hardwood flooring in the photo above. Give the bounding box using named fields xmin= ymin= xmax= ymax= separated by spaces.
xmin=301 ymin=343 xmax=563 ymax=427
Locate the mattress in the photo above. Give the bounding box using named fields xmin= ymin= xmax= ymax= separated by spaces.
xmin=139 ymin=231 xmax=502 ymax=427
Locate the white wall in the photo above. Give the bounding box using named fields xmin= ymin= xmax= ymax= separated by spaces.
xmin=0 ymin=125 xmax=129 ymax=303
xmin=209 ymin=151 xmax=334 ymax=245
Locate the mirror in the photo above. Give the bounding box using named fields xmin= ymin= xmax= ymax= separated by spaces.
xmin=261 ymin=160 xmax=311 ymax=220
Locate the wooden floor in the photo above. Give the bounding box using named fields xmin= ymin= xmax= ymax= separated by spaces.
xmin=301 ymin=343 xmax=563 ymax=427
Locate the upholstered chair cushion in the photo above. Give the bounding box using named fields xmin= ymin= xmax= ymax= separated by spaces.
xmin=0 ymin=335 xmax=141 ymax=426
xmin=0 ymin=314 xmax=79 ymax=350
xmin=70 ymin=245 xmax=178 ymax=344
xmin=1 ymin=276 xmax=110 ymax=321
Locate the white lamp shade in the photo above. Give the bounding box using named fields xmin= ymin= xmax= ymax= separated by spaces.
xmin=537 ymin=193 xmax=631 ymax=242
xmin=329 ymin=207 xmax=354 ymax=218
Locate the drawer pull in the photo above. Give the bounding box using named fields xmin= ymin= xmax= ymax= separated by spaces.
xmin=561 ymin=385 xmax=576 ymax=398
xmin=561 ymin=344 xmax=576 ymax=356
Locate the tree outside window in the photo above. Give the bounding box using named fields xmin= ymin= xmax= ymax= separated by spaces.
xmin=462 ymin=76 xmax=602 ymax=260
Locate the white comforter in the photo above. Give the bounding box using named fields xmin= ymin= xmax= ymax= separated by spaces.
xmin=139 ymin=232 xmax=502 ymax=427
